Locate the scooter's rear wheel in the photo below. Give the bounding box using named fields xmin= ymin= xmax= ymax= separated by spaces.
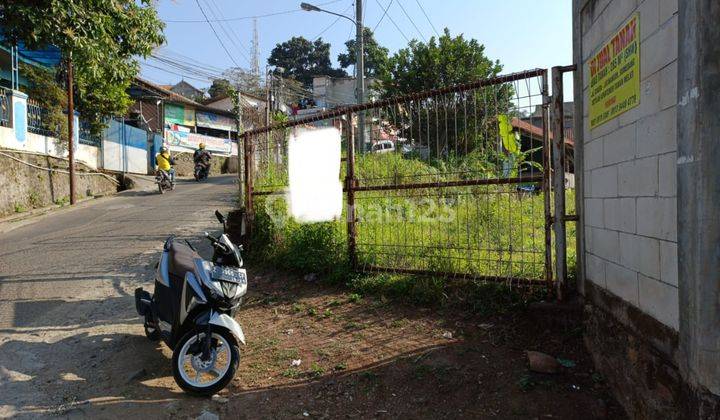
xmin=172 ymin=327 xmax=239 ymax=395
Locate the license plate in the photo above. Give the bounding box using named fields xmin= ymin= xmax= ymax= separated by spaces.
xmin=211 ymin=266 xmax=246 ymax=283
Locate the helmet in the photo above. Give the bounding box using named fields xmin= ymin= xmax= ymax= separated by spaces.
xmin=160 ymin=146 xmax=168 ymax=153
xmin=199 ymin=143 xmax=206 ymax=149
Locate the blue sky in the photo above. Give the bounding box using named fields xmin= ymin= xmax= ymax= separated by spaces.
xmin=142 ymin=0 xmax=572 ymax=95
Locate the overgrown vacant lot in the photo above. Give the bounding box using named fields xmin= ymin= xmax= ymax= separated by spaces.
xmin=253 ymin=152 xmax=575 ymax=284
xmin=207 ymin=268 xmax=621 ymax=419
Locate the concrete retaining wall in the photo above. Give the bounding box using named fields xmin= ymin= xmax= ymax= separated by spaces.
xmin=172 ymin=152 xmax=239 ymax=177
xmin=0 ymin=149 xmax=118 ymax=217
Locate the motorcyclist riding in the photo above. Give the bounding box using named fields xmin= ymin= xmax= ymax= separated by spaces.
xmin=193 ymin=143 xmax=212 ymax=181
xmin=156 ymin=146 xmax=176 ymax=182
xmin=193 ymin=143 xmax=212 ymax=168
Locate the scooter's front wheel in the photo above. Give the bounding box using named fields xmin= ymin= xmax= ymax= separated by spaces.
xmin=172 ymin=327 xmax=239 ymax=395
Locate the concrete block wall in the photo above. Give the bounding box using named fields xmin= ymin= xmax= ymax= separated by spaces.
xmin=580 ymin=0 xmax=679 ymax=330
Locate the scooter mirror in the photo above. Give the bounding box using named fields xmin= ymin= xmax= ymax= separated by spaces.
xmin=215 ymin=210 xmax=226 ymax=224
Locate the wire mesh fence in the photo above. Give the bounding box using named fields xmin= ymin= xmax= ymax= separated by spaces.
xmin=242 ymin=69 xmax=554 ymax=288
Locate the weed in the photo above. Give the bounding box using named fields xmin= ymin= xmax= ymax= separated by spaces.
xmin=306 ymin=307 xmax=317 ymax=317
xmin=313 ymin=348 xmax=331 ymax=359
xmin=54 ymin=196 xmax=69 ymax=207
xmin=281 ymin=368 xmax=302 ymax=379
xmin=334 ymin=362 xmax=347 ymax=371
xmin=309 ymin=362 xmax=325 ymax=378
xmin=28 ymin=190 xmax=42 ymax=208
xmin=327 ymin=299 xmax=342 ymax=307
xmin=347 ymin=293 xmax=362 ymax=303
xmin=276 ymin=348 xmax=300 ymax=360
xmin=390 ymin=319 xmax=408 ymax=328
xmin=13 ymin=203 xmax=27 ymax=213
xmin=322 ymin=308 xmax=333 ymax=318
xmin=291 ymin=303 xmax=305 ymax=313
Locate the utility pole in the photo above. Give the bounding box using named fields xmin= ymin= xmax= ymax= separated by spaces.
xmin=355 ymin=0 xmax=365 ymax=153
xmin=236 ymin=89 xmax=245 ymax=207
xmin=66 ymin=55 xmax=76 ymax=205
xmin=265 ymin=66 xmax=271 ymax=126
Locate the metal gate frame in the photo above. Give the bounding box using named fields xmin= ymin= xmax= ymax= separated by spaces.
xmin=239 ymin=68 xmax=577 ymax=296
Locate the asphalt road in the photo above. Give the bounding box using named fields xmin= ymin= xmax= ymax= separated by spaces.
xmin=0 ymin=175 xmax=240 ymax=417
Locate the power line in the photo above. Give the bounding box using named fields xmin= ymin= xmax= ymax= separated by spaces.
xmin=374 ymin=0 xmax=410 ymax=43
xmin=165 ymin=0 xmax=344 ymax=23
xmin=313 ymin=3 xmax=354 ymax=41
xmin=204 ymin=0 xmax=252 ymax=64
xmin=373 ymin=0 xmax=393 ymax=32
xmin=206 ymin=0 xmax=253 ymax=56
xmin=142 ymin=62 xmax=214 ymax=84
xmin=414 ymin=0 xmax=440 ymax=37
xmin=395 ymin=0 xmax=426 ymax=41
xmin=194 ymin=0 xmax=241 ymax=67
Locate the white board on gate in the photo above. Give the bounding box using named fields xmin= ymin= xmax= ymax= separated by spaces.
xmin=288 ymin=127 xmax=343 ymax=223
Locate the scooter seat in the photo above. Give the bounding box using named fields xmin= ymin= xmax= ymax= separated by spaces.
xmin=168 ymin=240 xmax=201 ymax=278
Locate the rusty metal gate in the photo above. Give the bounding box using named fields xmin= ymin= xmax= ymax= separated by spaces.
xmin=240 ymin=67 xmax=574 ymax=296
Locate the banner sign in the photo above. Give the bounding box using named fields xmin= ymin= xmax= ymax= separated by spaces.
xmin=589 ymin=13 xmax=640 ymax=129
xmin=165 ymin=129 xmax=232 ymax=155
xmin=196 ymin=111 xmax=235 ymax=131
xmin=164 ymin=103 xmax=195 ymax=127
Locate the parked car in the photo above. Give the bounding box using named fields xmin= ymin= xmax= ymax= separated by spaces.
xmin=371 ymin=140 xmax=395 ymax=154
xmin=401 ymin=143 xmax=431 ymax=160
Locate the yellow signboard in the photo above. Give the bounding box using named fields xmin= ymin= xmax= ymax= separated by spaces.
xmin=589 ymin=13 xmax=640 ymax=129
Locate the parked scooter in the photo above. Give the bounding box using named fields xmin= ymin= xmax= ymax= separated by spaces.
xmin=135 ymin=210 xmax=247 ymax=395
xmin=156 ymin=170 xmax=175 ymax=194
xmin=194 ymin=163 xmax=209 ymax=182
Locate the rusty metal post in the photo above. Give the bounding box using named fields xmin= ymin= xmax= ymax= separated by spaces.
xmin=243 ymin=133 xmax=254 ymax=241
xmin=66 ymin=55 xmax=76 ymax=205
xmin=541 ymin=70 xmax=553 ymax=293
xmin=551 ymin=66 xmax=568 ymax=300
xmin=345 ymin=111 xmax=357 ymax=271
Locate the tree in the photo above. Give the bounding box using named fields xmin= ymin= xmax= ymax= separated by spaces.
xmin=22 ymin=64 xmax=68 ymax=143
xmin=0 ymin=0 xmax=165 ymax=136
xmin=337 ymin=27 xmax=390 ymax=79
xmin=381 ymin=28 xmax=502 ymax=97
xmin=208 ymin=78 xmax=233 ymax=99
xmin=379 ymin=29 xmax=507 ymax=158
xmin=267 ymin=36 xmax=345 ymax=87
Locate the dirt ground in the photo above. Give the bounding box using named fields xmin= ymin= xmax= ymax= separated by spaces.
xmin=0 ymin=176 xmax=625 ymax=419
xmin=3 ymin=268 xmax=621 ymax=419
